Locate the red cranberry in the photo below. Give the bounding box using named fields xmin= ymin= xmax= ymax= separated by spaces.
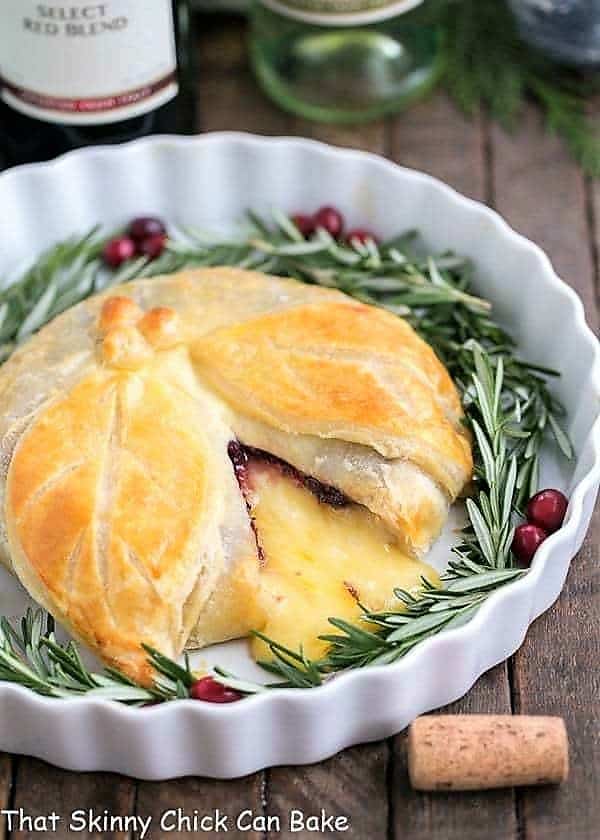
xmin=128 ymin=216 xmax=167 ymax=242
xmin=189 ymin=676 xmax=243 ymax=704
xmin=291 ymin=213 xmax=316 ymax=238
xmin=512 ymin=523 xmax=548 ymax=566
xmin=346 ymin=228 xmax=379 ymax=246
xmin=314 ymin=205 xmax=344 ymax=238
xmin=138 ymin=233 xmax=167 ymax=260
xmin=526 ymin=489 xmax=568 ymax=533
xmin=102 ymin=236 xmax=137 ymax=268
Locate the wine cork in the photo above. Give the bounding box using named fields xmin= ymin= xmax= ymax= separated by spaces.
xmin=408 ymin=715 xmax=569 ymax=791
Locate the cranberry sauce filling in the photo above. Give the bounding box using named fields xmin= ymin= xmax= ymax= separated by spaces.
xmin=227 ymin=440 xmax=349 ymax=508
xmin=227 ymin=441 xmax=265 ymax=564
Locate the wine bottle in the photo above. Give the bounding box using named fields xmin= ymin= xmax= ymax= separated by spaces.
xmin=0 ymin=1 xmax=195 ymax=167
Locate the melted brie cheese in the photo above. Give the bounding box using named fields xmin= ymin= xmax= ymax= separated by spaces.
xmin=248 ymin=463 xmax=440 ymax=662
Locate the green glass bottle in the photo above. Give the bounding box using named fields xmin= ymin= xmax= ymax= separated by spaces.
xmin=249 ymin=0 xmax=441 ymax=123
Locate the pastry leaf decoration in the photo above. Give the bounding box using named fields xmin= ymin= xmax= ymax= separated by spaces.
xmin=0 ymin=213 xmax=571 ymax=699
xmin=6 ymin=366 xmax=218 ymax=686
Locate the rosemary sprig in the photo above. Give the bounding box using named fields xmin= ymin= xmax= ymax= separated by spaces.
xmin=0 ymin=210 xmax=572 ymax=698
xmin=0 ymin=609 xmax=155 ymax=702
xmin=0 ymin=607 xmax=271 ymax=701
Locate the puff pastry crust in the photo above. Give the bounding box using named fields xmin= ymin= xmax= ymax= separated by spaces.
xmin=0 ymin=267 xmax=472 ymax=681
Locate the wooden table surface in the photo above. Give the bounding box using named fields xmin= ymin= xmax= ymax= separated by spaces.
xmin=1 ymin=14 xmax=599 ymax=840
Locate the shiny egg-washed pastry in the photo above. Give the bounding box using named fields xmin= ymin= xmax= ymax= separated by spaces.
xmin=0 ymin=267 xmax=472 ymax=682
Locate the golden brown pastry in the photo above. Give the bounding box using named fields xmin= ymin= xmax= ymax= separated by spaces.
xmin=0 ymin=267 xmax=472 ymax=682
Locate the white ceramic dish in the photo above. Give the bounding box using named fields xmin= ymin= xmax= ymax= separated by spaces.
xmin=0 ymin=133 xmax=598 ymax=780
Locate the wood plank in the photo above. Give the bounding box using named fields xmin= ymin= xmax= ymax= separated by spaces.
xmin=510 ymin=510 xmax=600 ymax=840
xmin=588 ymin=172 xmax=600 ymax=317
xmin=198 ymin=47 xmax=292 ymax=135
xmin=390 ymin=94 xmax=487 ymax=201
xmin=0 ymin=755 xmax=13 ymax=840
xmin=491 ymin=105 xmax=600 ymax=840
xmin=267 ymin=743 xmax=389 ymax=839
xmin=392 ymin=665 xmax=518 ymax=840
xmin=136 ymin=774 xmax=264 ymax=840
xmin=195 ymin=13 xmax=247 ymax=73
xmin=199 ymin=70 xmax=290 ymax=135
xmin=288 ymin=119 xmax=388 ymax=155
xmin=197 ymin=16 xmax=290 ymax=135
xmin=491 ymin=107 xmax=595 ymax=318
xmin=8 ymin=759 xmax=135 ymax=840
xmin=389 ymin=95 xmax=517 ymax=839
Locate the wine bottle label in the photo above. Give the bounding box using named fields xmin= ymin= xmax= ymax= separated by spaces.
xmin=0 ymin=1 xmax=178 ymax=125
xmin=258 ymin=0 xmax=425 ymax=26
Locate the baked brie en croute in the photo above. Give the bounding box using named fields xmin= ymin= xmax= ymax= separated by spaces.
xmin=0 ymin=267 xmax=472 ymax=684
